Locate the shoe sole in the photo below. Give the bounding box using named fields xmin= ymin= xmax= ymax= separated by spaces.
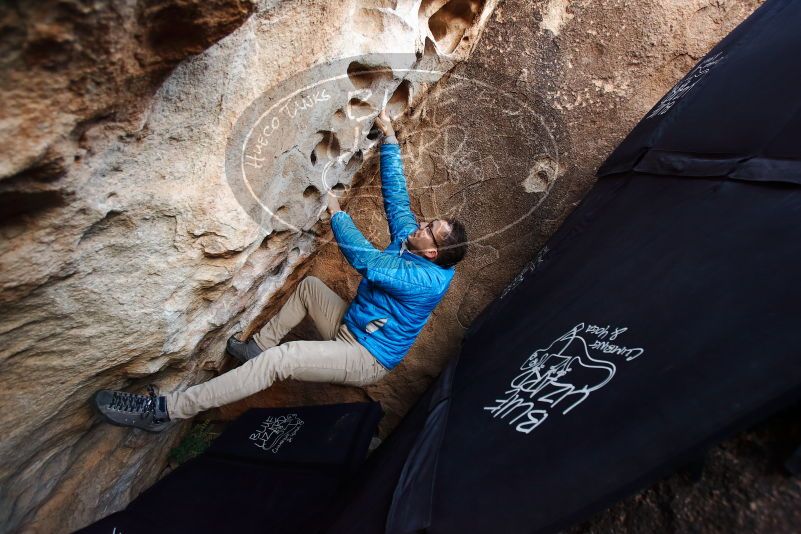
xmin=92 ymin=390 xmax=170 ymax=434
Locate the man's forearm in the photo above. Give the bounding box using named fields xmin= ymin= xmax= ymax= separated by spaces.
xmin=330 ymin=210 xmax=380 ymax=275
xmin=378 ymin=133 xmax=417 ymax=240
xmin=326 ymin=190 xmax=342 ymax=215
xmin=382 ymin=121 xmax=398 ymax=144
xmin=375 ymin=110 xmax=398 ymax=144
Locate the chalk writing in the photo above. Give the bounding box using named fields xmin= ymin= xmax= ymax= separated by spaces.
xmin=647 ymin=52 xmax=724 ymax=119
xmin=243 ymin=88 xmax=331 ymax=168
xmin=584 ymin=324 xmax=628 ymax=341
xmin=484 ymin=322 xmax=645 ymax=434
xmin=347 ymin=89 xmax=374 ymax=122
xmin=249 ymin=414 xmax=304 ymax=453
xmin=589 ymin=339 xmax=644 ymax=361
xmin=500 ymin=246 xmax=549 ymax=300
xmin=279 ymin=88 xmax=331 ymax=119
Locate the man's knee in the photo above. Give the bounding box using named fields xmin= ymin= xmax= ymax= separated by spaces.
xmin=269 ymin=352 xmax=295 ymax=382
xmin=298 ymin=276 xmax=326 ymax=301
xmin=301 ymin=275 xmax=322 ymax=288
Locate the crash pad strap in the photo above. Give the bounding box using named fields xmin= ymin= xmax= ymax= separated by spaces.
xmin=617 ymin=148 xmax=801 ymax=185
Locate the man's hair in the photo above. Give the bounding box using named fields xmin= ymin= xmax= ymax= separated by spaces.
xmin=435 ymin=219 xmax=468 ymax=267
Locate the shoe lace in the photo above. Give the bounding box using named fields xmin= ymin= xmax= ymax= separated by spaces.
xmin=109 ymin=385 xmax=163 ymax=421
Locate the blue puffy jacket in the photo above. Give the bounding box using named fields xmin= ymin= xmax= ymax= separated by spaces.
xmin=330 ymin=142 xmax=455 ymax=369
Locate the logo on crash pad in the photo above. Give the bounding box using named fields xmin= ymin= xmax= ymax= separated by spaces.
xmin=249 ymin=413 xmax=304 ymax=453
xmin=484 ymin=323 xmax=645 ymax=435
xmin=647 ymin=52 xmax=725 ymax=119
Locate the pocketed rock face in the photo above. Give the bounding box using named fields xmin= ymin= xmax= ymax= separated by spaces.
xmin=284 ymin=0 xmax=797 ymax=528
xmin=0 ymin=0 xmax=497 ymax=532
xmin=3 ymin=0 xmax=792 ymax=532
xmin=302 ymin=0 xmax=764 ymax=433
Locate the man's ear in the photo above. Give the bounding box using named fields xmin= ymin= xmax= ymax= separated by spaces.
xmin=422 ymin=249 xmax=438 ymax=260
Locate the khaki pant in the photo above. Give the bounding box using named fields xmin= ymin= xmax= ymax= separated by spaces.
xmin=165 ymin=276 xmax=388 ymax=420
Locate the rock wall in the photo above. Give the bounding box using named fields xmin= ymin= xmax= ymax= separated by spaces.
xmin=269 ymin=0 xmax=797 ymax=529
xmin=0 ymin=0 xmax=498 ymax=531
xmin=3 ymin=0 xmax=796 ymax=532
xmin=216 ymin=0 xmax=798 ymax=528
xmin=253 ymin=0 xmax=766 ymax=434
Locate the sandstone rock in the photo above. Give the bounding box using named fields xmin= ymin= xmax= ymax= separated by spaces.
xmin=3 ymin=0 xmax=793 ymax=532
xmin=297 ymin=0 xmax=766 ymax=436
xmin=285 ymin=0 xmax=797 ymax=528
xmin=0 ymin=0 xmax=498 ymax=531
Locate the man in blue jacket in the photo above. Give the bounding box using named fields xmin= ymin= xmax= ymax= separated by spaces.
xmin=93 ymin=110 xmax=468 ymax=432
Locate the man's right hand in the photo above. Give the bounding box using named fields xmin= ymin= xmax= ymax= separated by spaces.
xmin=374 ymin=109 xmax=395 ymax=137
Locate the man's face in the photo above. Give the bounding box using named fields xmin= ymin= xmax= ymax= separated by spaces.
xmin=407 ymin=219 xmax=452 ymax=260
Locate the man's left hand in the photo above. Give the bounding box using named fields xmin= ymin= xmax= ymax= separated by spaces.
xmin=326 ymin=190 xmax=342 ymax=215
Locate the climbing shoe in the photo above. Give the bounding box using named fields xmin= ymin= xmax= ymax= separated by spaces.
xmin=93 ymin=384 xmax=171 ymax=433
xmin=226 ymin=332 xmax=264 ymax=363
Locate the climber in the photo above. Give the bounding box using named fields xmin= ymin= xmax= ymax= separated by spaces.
xmin=92 ymin=110 xmax=469 ymax=432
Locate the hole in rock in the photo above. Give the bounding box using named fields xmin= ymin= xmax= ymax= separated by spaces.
xmin=271 ymin=205 xmax=294 ymax=233
xmin=288 ymin=247 xmax=300 ymax=263
xmin=260 ymin=229 xmax=292 ymax=249
xmin=0 ymin=190 xmax=66 ymax=224
xmin=332 ymin=183 xmax=346 ymax=194
xmin=347 ymin=60 xmax=394 ymax=90
xmin=269 ymin=259 xmax=287 ymax=277
xmin=386 ymin=80 xmax=411 ymax=117
xmin=344 ymin=150 xmax=364 ymax=175
xmin=347 ymin=98 xmax=375 ymax=121
xmin=311 ymin=131 xmax=341 ymax=165
xmin=426 ymin=0 xmax=483 ymax=54
xmin=367 ymin=126 xmax=381 ymax=141
xmin=422 ymin=35 xmax=439 ymax=61
xmin=303 ymin=184 xmax=323 ymax=216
